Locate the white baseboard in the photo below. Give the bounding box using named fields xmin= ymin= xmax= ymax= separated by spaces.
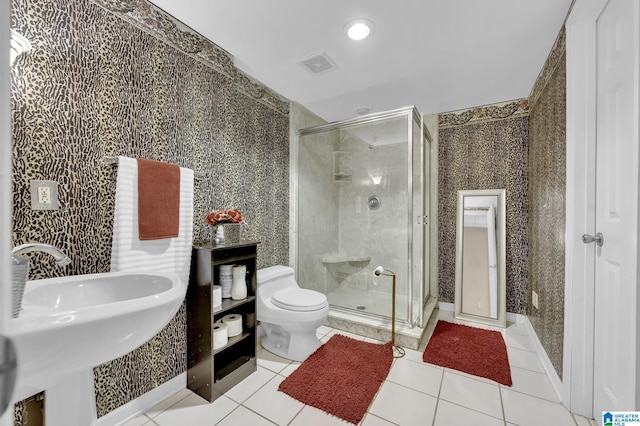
xmin=438 ymin=301 xmax=454 ymax=311
xmin=521 ymin=315 xmax=563 ymax=402
xmin=97 ymin=373 xmax=186 ymax=426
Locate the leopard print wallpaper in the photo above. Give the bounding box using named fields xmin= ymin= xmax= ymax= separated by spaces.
xmin=438 ymin=100 xmax=530 ymax=314
xmin=11 ymin=0 xmax=289 ymax=420
xmin=527 ymin=27 xmax=566 ymax=379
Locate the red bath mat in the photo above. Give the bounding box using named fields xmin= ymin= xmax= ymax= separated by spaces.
xmin=278 ymin=334 xmax=393 ymax=424
xmin=423 ymin=321 xmax=512 ymax=386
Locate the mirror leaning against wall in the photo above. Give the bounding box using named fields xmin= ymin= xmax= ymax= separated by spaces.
xmin=454 ymin=189 xmax=506 ymax=328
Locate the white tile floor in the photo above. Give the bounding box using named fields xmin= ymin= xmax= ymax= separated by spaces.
xmin=124 ymin=309 xmax=598 ymax=426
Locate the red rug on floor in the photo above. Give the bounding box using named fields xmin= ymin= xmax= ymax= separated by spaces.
xmin=278 ymin=334 xmax=393 ymax=424
xmin=423 ymin=321 xmax=512 ymax=386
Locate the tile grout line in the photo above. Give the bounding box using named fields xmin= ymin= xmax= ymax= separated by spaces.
xmin=431 ymin=365 xmax=445 ymax=426
xmin=435 ymin=397 xmax=507 ymax=424
xmin=499 ymin=385 xmax=508 ymax=426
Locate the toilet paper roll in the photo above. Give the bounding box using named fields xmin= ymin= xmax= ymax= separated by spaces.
xmin=213 ymin=323 xmax=228 ymax=349
xmin=222 ymin=314 xmax=243 ymax=337
xmin=212 ymin=285 xmax=222 ymax=308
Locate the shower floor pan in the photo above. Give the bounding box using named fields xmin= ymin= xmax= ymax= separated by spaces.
xmin=325 ymin=286 xmax=437 ymax=350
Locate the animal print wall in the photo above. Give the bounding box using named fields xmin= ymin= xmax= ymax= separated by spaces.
xmin=438 ymin=100 xmax=530 ymax=314
xmin=527 ymin=27 xmax=566 ymax=379
xmin=11 ymin=0 xmax=289 ymax=419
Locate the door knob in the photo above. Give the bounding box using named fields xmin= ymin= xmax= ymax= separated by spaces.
xmin=582 ymin=232 xmax=604 ymax=247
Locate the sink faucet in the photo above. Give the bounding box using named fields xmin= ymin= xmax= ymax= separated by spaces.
xmin=12 ymin=243 xmax=71 ymax=266
xmin=11 ymin=243 xmax=71 ymax=318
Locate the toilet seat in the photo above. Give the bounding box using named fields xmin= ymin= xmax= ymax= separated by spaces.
xmin=271 ymin=288 xmax=328 ymax=312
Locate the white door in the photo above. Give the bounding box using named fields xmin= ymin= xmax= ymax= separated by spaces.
xmin=592 ymin=0 xmax=639 ymax=418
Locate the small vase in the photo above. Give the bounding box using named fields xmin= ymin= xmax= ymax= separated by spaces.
xmin=213 ymin=223 xmax=241 ymax=245
xmin=232 ymin=265 xmax=247 ymax=300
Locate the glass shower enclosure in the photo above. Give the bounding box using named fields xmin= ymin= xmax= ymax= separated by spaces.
xmin=294 ymin=106 xmax=431 ymax=328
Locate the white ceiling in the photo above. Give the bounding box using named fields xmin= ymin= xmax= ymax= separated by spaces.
xmin=147 ymin=0 xmax=572 ymax=122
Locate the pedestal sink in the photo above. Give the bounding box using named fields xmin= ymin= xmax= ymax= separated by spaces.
xmin=7 ymin=271 xmax=186 ymax=425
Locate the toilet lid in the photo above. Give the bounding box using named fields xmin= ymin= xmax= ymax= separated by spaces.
xmin=272 ymin=288 xmax=328 ymax=311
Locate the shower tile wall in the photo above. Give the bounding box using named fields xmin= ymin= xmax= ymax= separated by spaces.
xmin=338 ymin=134 xmax=409 ymax=298
xmin=295 ymin=125 xmax=341 ymax=295
xmin=438 ymin=100 xmax=529 ymax=314
xmin=11 ymin=0 xmax=289 ymax=419
xmin=289 ymin=101 xmax=329 ymax=284
xmin=527 ymin=27 xmax=566 ymax=379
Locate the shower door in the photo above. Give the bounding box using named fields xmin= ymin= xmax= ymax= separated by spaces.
xmin=295 ymin=107 xmax=427 ymax=327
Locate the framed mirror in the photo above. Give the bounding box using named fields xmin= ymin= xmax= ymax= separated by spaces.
xmin=454 ymin=189 xmax=506 ymax=327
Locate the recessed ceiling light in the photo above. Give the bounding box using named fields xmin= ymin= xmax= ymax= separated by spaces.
xmin=356 ymin=107 xmax=370 ymax=115
xmin=345 ymin=19 xmax=374 ymax=41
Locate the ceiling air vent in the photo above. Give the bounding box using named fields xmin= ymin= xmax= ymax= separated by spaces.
xmin=298 ymin=51 xmax=337 ymax=75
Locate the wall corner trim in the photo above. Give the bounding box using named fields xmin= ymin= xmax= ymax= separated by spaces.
xmin=529 ymin=26 xmax=567 ymax=109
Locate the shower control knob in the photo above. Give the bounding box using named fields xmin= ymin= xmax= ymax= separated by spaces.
xmin=368 ymin=196 xmax=381 ymax=210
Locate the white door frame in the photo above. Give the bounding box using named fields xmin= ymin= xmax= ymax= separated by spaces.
xmin=564 ymin=0 xmax=640 ymax=417
xmin=564 ymin=0 xmax=602 ymax=416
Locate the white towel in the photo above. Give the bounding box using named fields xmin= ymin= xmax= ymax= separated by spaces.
xmin=110 ymin=156 xmax=194 ymax=285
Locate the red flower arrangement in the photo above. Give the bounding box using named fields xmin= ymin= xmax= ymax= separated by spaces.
xmin=205 ymin=209 xmax=244 ymax=227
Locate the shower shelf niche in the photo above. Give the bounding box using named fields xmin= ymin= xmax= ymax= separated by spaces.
xmin=322 ymin=253 xmax=371 ymax=265
xmin=322 ymin=254 xmax=371 ymax=279
xmin=333 ymin=151 xmax=352 ymax=183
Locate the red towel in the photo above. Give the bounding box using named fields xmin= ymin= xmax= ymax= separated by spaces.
xmin=137 ymin=158 xmax=180 ymax=240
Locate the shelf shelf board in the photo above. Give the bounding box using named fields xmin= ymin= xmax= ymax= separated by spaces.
xmin=213 ymin=296 xmax=255 ymax=316
xmin=213 ymin=332 xmax=253 ymax=356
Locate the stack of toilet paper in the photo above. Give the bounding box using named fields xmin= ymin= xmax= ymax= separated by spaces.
xmin=219 ymin=265 xmax=233 ymax=298
xmin=213 ymin=314 xmax=243 ymax=350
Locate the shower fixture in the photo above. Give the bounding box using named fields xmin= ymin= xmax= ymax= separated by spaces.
xmin=368 ymin=195 xmax=381 ymax=209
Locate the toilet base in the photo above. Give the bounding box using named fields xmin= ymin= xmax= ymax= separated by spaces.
xmin=259 ymin=323 xmax=322 ymax=361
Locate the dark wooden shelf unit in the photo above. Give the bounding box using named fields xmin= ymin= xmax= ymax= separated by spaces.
xmin=187 ymin=241 xmax=259 ymax=402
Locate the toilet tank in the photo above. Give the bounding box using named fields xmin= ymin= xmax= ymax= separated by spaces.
xmin=256 ymin=265 xmax=297 ymax=293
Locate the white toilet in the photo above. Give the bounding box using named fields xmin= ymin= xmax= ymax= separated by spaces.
xmin=257 ymin=265 xmax=329 ymax=361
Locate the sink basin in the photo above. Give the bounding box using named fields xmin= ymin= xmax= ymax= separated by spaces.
xmin=23 ymin=273 xmax=176 ymax=310
xmin=8 ymin=271 xmax=186 ymax=402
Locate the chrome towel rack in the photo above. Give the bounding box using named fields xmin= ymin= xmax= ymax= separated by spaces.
xmin=104 ymin=156 xmax=206 ymax=180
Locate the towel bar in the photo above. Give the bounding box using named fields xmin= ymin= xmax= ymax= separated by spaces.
xmin=104 ymin=156 xmax=206 ymax=180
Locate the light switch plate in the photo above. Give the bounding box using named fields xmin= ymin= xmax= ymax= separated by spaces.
xmin=30 ymin=180 xmax=59 ymax=210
